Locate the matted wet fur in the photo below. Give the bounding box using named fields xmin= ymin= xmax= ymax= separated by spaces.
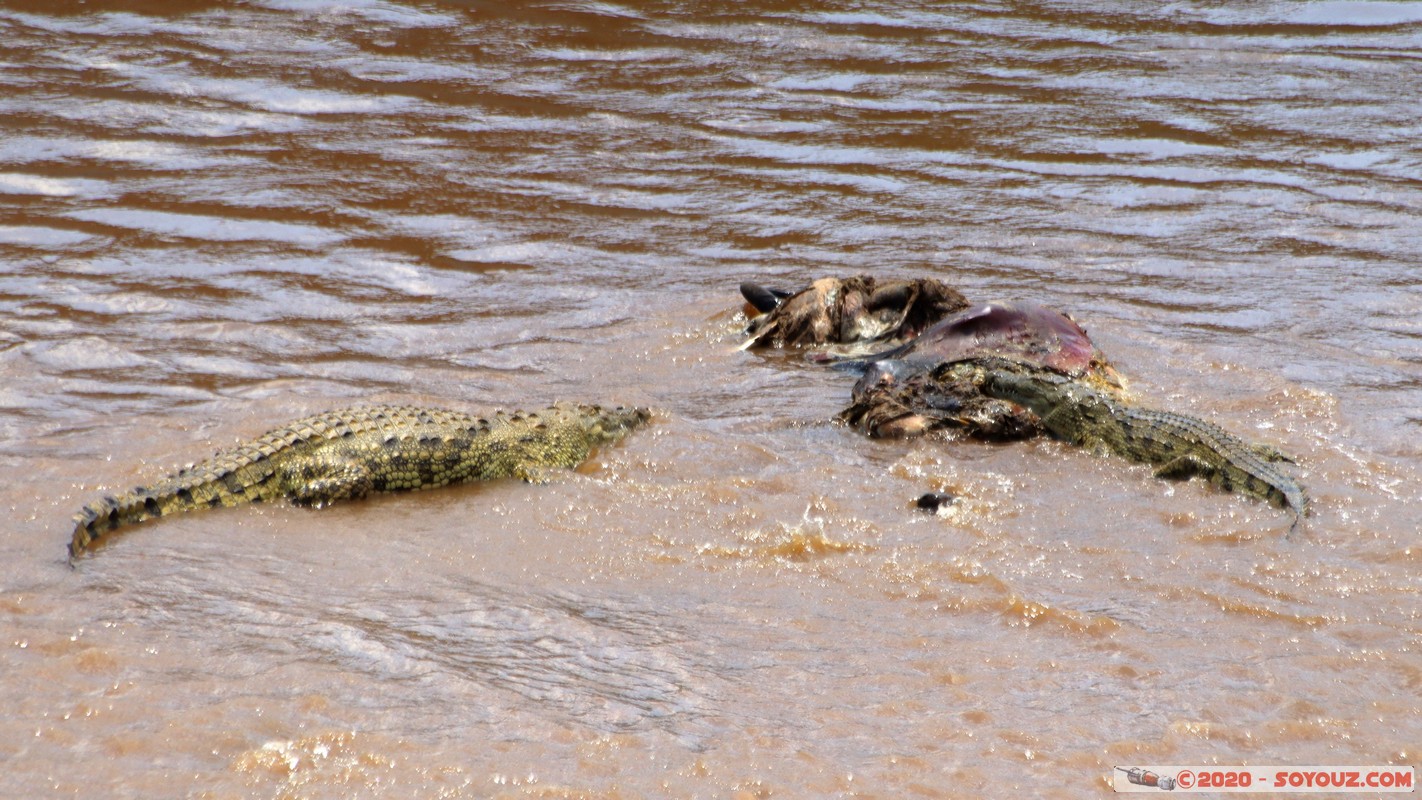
xmin=839 ymin=359 xmax=1047 ymax=439
xmin=837 ymin=304 xmax=1125 ymax=438
xmin=738 ymin=275 xmax=1125 ymax=440
xmin=741 ymin=275 xmax=970 ymax=349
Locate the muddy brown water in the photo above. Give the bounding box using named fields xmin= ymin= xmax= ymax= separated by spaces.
xmin=2 ymin=2 xmax=1420 ymax=797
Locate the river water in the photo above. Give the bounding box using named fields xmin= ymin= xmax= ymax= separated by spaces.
xmin=2 ymin=1 xmax=1419 ymax=797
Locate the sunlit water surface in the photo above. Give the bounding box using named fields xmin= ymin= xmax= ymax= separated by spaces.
xmin=2 ymin=1 xmax=1420 ymax=797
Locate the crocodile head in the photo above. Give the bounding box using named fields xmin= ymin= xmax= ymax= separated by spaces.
xmin=977 ymin=366 xmax=1116 ymax=444
xmin=571 ymin=404 xmax=652 ymax=444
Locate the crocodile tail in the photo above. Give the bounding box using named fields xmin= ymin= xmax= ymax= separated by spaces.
xmin=70 ymin=488 xmax=169 ymax=562
xmin=69 ymin=457 xmax=282 ymax=562
xmin=1284 ymin=484 xmax=1310 ymax=538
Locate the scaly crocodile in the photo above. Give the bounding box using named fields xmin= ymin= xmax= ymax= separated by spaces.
xmin=975 ymin=362 xmax=1308 ymax=531
xmin=69 ymin=402 xmax=650 ymax=561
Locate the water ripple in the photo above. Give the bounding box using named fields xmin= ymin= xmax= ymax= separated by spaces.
xmin=63 ymin=207 xmax=348 ymax=247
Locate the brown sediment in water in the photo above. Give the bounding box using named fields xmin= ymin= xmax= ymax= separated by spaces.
xmin=2 ymin=1 xmax=1420 ymax=797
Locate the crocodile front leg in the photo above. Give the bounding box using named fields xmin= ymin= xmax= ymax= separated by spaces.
xmin=1250 ymin=443 xmax=1296 ymax=464
xmin=285 ymin=462 xmax=375 ymax=508
xmin=1153 ymin=454 xmax=1213 ymax=481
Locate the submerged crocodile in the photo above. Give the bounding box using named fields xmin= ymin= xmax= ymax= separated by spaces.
xmin=69 ymin=402 xmax=650 ymax=561
xmin=975 ymin=361 xmax=1308 ymax=531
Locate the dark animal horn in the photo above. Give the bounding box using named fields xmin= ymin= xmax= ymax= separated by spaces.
xmin=740 ymin=282 xmax=791 ymax=313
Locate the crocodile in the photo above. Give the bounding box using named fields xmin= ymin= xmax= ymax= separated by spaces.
xmin=835 ymin=303 xmax=1125 ymax=439
xmin=974 ymin=361 xmax=1308 ymax=531
xmin=69 ymin=402 xmax=650 ymax=561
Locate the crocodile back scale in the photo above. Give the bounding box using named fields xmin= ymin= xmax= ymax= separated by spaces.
xmin=978 ymin=366 xmax=1308 ymax=531
xmin=69 ymin=402 xmax=650 ymax=561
